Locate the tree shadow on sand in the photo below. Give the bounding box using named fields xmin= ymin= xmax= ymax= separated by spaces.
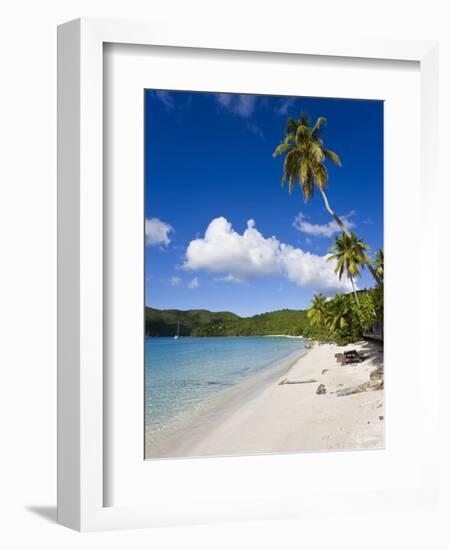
xmin=357 ymin=340 xmax=384 ymax=367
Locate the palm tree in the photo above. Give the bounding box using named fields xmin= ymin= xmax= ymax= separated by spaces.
xmin=373 ymin=248 xmax=384 ymax=282
xmin=327 ymin=232 xmax=370 ymax=307
xmin=273 ymin=113 xmax=381 ymax=285
xmin=307 ymin=293 xmax=328 ymax=327
xmin=326 ymin=294 xmax=350 ymax=332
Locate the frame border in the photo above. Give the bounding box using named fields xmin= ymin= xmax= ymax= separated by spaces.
xmin=57 ymin=17 xmax=439 ymax=531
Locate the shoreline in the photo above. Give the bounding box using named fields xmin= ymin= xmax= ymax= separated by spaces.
xmin=262 ymin=334 xmax=304 ymax=339
xmin=145 ymin=334 xmax=308 ymax=339
xmin=145 ymin=340 xmax=384 ymax=459
xmin=145 ymin=345 xmax=309 ymax=458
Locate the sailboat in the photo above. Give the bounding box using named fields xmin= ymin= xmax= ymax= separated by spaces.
xmin=174 ymin=320 xmax=180 ymax=340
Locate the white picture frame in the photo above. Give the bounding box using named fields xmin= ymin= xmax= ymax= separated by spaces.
xmin=57 ymin=17 xmax=440 ymax=531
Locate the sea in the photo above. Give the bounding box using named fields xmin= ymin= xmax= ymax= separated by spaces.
xmin=144 ymin=336 xmax=306 ymax=452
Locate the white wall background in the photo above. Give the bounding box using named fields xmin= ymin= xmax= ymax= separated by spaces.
xmin=0 ymin=1 xmax=448 ymax=548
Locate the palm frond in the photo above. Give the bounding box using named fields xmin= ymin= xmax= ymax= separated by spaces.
xmin=313 ymin=162 xmax=328 ymax=189
xmin=274 ymin=112 xmax=341 ymax=206
xmin=299 ymin=111 xmax=310 ymax=127
xmin=285 ymin=117 xmax=298 ymax=135
xmin=295 ymin=124 xmax=310 ymax=144
xmin=310 ymin=141 xmax=325 ymax=163
xmin=324 ymin=148 xmax=342 ymax=166
xmin=283 ymin=151 xmax=299 ymax=193
xmin=311 ymin=116 xmax=326 ymax=137
xmin=327 ymin=232 xmax=370 ymax=282
xmin=273 ymin=142 xmax=294 ymax=157
xmin=283 ymin=133 xmax=296 ymax=144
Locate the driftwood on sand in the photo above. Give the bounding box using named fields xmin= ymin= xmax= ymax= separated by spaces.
xmin=336 ymin=367 xmax=384 ymax=397
xmin=278 ymin=378 xmax=318 ymax=385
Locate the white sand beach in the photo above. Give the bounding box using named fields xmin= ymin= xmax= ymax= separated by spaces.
xmin=146 ymin=340 xmax=384 ymax=459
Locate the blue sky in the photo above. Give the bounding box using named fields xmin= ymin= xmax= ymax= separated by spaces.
xmin=145 ymin=90 xmax=383 ymax=317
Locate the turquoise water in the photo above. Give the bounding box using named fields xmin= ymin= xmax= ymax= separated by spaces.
xmin=144 ymin=336 xmax=306 ymax=446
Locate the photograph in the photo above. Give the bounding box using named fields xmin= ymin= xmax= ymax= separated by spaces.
xmin=1 ymin=1 xmax=442 ymax=542
xmin=144 ymin=90 xmax=384 ymax=460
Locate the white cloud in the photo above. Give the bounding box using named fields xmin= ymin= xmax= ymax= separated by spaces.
xmin=276 ymin=97 xmax=296 ymax=115
xmin=246 ymin=122 xmax=264 ymax=138
xmin=187 ymin=276 xmax=199 ymax=289
xmin=280 ymin=245 xmax=353 ymax=291
xmin=214 ymin=274 xmax=245 ymax=284
xmin=215 ymin=94 xmax=256 ymax=118
xmin=293 ymin=212 xmax=355 ymax=238
xmin=145 ymin=218 xmax=173 ymax=246
xmin=170 ymin=276 xmax=181 ymax=286
xmin=216 ymin=94 xmax=232 ymax=108
xmin=154 ymin=90 xmax=174 ymax=109
xmin=184 ymin=217 xmax=281 ymax=280
xmin=183 ymin=217 xmax=352 ymax=293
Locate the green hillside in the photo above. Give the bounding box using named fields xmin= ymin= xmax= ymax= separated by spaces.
xmin=145 ymin=307 xmax=239 ymax=337
xmin=145 ymin=307 xmax=308 ymax=337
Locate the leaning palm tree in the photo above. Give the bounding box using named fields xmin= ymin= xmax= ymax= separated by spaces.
xmin=307 ymin=293 xmax=328 ymax=327
xmin=327 ymin=232 xmax=370 ymax=307
xmin=373 ymin=248 xmax=384 ymax=282
xmin=273 ymin=113 xmax=381 ymax=285
xmin=326 ymin=294 xmax=350 ymax=332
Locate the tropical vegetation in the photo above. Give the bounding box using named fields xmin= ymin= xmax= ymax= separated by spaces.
xmin=273 ymin=112 xmax=384 ymax=345
xmin=373 ymin=248 xmax=384 ymax=282
xmin=273 ymin=112 xmax=381 ymax=285
xmin=327 ymin=232 xmax=369 ymax=307
xmin=302 ymin=286 xmax=383 ymax=345
xmin=145 ymin=307 xmax=309 ymax=337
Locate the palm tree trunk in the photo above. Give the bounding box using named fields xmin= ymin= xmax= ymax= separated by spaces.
xmin=319 ymin=187 xmax=349 ymax=235
xmin=318 ymin=187 xmax=381 ymax=285
xmin=350 ymin=276 xmax=360 ymax=307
